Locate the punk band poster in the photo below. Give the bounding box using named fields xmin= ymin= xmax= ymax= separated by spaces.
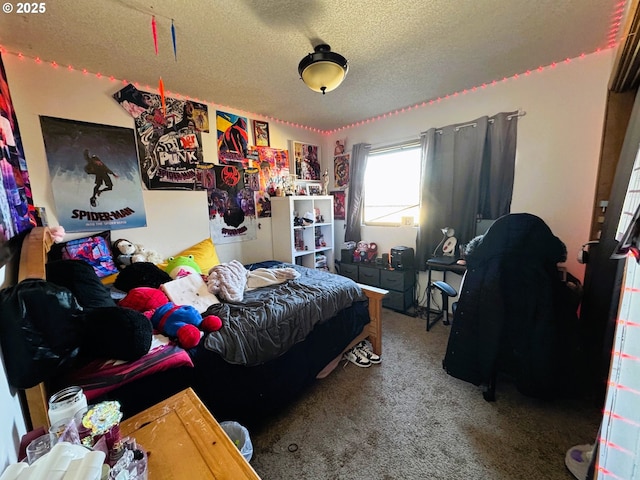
xmin=39 ymin=116 xmax=147 ymax=232
xmin=113 ymin=83 xmax=209 ymax=190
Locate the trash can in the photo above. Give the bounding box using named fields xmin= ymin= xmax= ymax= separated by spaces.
xmin=220 ymin=421 xmax=253 ymax=462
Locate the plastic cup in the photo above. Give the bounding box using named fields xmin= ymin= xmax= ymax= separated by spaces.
xmin=49 ymin=417 xmax=81 ymax=445
xmin=26 ymin=432 xmax=57 ymax=464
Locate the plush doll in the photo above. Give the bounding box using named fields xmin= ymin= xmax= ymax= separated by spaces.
xmin=113 ymin=239 xmax=163 ymax=269
xmin=112 ymin=239 xmax=146 ymax=269
xmin=165 ymin=255 xmax=202 ymax=279
xmin=49 ymin=225 xmax=66 ymax=243
xmin=134 ymin=244 xmax=164 ymax=264
xmin=119 ymin=286 xmax=222 ymax=349
xmin=354 ymin=241 xmax=369 ymax=263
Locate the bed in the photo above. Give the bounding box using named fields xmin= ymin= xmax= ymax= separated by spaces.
xmin=12 ymin=227 xmax=386 ymax=430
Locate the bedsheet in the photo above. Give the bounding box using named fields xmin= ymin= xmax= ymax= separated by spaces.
xmin=202 ymin=264 xmax=366 ymax=366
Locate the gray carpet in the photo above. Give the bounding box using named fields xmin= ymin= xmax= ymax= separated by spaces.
xmin=249 ymin=309 xmax=601 ymax=479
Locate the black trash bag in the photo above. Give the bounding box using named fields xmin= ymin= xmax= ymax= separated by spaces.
xmin=0 ymin=278 xmax=85 ymax=389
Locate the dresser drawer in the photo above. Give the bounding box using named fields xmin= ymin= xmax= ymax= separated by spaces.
xmin=382 ymin=288 xmax=414 ymax=312
xmin=357 ymin=265 xmax=380 ymax=287
xmin=380 ymin=269 xmax=415 ymax=291
xmin=340 ymin=263 xmax=359 ymax=282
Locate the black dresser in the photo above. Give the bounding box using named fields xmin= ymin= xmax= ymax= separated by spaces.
xmin=340 ymin=262 xmax=415 ymax=313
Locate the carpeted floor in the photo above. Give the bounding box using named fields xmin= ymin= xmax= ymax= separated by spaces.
xmin=248 ymin=308 xmax=602 ymax=480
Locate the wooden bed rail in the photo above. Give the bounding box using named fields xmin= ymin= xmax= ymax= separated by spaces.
xmin=358 ymin=284 xmax=387 ymax=355
xmin=17 ymin=226 xmax=54 ymax=430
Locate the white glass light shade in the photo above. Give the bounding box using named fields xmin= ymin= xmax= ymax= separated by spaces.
xmin=298 ymin=44 xmax=348 ymax=94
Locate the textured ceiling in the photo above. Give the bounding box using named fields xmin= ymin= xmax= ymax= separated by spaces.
xmin=0 ymin=0 xmax=619 ymax=131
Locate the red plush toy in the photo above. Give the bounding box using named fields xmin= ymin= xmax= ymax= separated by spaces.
xmin=119 ymin=287 xmax=222 ymax=349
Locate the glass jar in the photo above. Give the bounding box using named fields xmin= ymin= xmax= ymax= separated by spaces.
xmin=47 ymin=386 xmax=87 ymax=426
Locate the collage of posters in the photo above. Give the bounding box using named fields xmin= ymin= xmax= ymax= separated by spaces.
xmin=6 ymin=47 xmax=348 ymax=245
xmin=113 ymin=84 xmax=209 ymax=190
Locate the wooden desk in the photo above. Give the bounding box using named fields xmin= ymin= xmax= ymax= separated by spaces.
xmin=425 ymin=259 xmax=467 ymax=331
xmin=119 ymin=388 xmax=261 ymax=479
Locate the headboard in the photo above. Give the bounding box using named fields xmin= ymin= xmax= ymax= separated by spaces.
xmin=16 ymin=226 xmax=54 ymax=430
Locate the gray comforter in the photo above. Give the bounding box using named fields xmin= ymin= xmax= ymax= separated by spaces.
xmin=202 ymin=264 xmax=366 ymax=366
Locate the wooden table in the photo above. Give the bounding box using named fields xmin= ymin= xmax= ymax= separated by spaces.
xmin=119 ymin=388 xmax=261 ymax=479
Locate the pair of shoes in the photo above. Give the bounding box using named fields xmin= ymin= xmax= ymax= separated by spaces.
xmin=344 ymin=347 xmax=371 ymax=367
xmin=565 ymin=443 xmax=594 ymax=480
xmin=355 ymin=341 xmax=381 ymax=364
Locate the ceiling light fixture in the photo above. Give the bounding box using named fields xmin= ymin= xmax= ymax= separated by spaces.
xmin=298 ymin=44 xmax=348 ymax=95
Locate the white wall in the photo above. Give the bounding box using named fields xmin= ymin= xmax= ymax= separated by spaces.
xmin=0 ymin=48 xmax=613 ymax=466
xmin=323 ymin=50 xmax=613 ymax=300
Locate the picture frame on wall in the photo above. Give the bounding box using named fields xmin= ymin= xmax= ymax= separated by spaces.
xmin=290 ymin=140 xmax=321 ymax=181
xmin=253 ymin=120 xmax=270 ymax=147
xmin=307 ymin=183 xmax=322 ymax=196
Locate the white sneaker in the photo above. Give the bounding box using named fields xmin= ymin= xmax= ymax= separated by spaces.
xmin=344 ymin=347 xmax=371 ymax=367
xmin=355 ymin=341 xmax=381 ymax=364
xmin=565 ymin=443 xmax=594 ymax=480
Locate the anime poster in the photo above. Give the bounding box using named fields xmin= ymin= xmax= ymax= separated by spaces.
xmin=256 ymin=146 xmax=290 ymax=194
xmin=40 ymin=116 xmax=147 ymax=232
xmin=0 ymin=53 xmax=37 ymax=244
xmin=334 ymin=153 xmax=350 ymax=188
xmin=113 ymin=83 xmax=209 ymax=190
xmin=217 ymin=110 xmax=249 ymax=164
xmin=255 ymin=191 xmax=271 ymax=218
xmin=331 ymin=190 xmax=346 ymax=220
xmin=207 ymin=164 xmax=257 ymax=244
xmin=291 ymin=141 xmax=320 ymax=181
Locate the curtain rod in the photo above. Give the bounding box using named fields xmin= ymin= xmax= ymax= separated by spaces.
xmin=427 ymin=110 xmax=527 ymax=135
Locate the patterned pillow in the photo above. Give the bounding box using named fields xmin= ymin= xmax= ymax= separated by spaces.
xmin=52 ymin=231 xmax=119 ymax=278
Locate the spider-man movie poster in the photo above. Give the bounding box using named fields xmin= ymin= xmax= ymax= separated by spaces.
xmin=217 ymin=110 xmax=249 ymax=165
xmin=113 ymin=83 xmax=209 ymax=190
xmin=207 ymin=164 xmax=257 ymax=244
xmin=40 ymin=116 xmax=147 ymax=232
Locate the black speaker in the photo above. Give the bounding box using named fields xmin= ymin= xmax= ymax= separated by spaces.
xmin=390 ymin=246 xmax=415 ymax=270
xmin=341 ymin=248 xmax=354 ymax=263
xmin=382 ymin=253 xmax=390 ymax=267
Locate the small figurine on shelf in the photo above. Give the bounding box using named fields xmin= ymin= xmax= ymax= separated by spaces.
xmin=321 ymin=169 xmax=329 ymax=195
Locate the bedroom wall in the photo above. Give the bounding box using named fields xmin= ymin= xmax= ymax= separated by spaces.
xmin=323 ymin=50 xmax=613 ymax=298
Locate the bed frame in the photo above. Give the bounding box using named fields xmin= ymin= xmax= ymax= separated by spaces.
xmin=14 ymin=227 xmax=386 ymax=430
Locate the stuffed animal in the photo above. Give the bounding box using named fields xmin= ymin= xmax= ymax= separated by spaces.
xmin=119 ymin=286 xmax=222 ymax=349
xmin=112 ymin=239 xmax=146 ymax=269
xmin=49 ymin=225 xmax=66 ymax=243
xmin=165 ymin=255 xmax=202 ymax=279
xmin=134 ymin=244 xmax=164 ymax=264
xmin=354 ymin=241 xmax=369 ymax=263
xmin=113 ymin=239 xmax=163 ymax=269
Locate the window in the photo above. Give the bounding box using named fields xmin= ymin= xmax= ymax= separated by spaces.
xmin=363 ymin=143 xmax=421 ymax=225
